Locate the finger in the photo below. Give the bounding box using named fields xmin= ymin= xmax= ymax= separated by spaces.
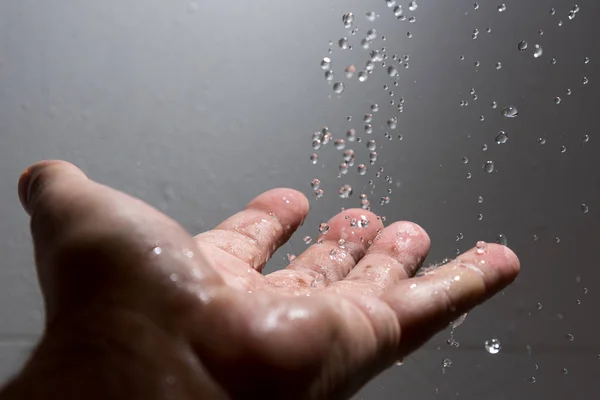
xmin=18 ymin=160 xmax=222 ymax=321
xmin=195 ymin=189 xmax=309 ymax=272
xmin=270 ymin=209 xmax=383 ymax=286
xmin=384 ymin=243 xmax=520 ymax=357
xmin=331 ymin=221 xmax=430 ymax=293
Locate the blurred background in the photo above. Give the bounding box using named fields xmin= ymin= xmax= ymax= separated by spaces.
xmin=1 ymin=0 xmax=599 ymax=398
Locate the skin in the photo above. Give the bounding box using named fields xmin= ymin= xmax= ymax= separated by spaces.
xmin=0 ymin=160 xmax=519 ymax=399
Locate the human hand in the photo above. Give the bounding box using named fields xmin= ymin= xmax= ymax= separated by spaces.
xmin=2 ymin=160 xmax=519 ymax=399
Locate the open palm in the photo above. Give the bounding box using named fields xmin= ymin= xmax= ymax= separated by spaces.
xmin=14 ymin=160 xmax=519 ymax=400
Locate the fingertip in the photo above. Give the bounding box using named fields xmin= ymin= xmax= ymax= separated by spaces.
xmin=485 ymin=243 xmax=521 ymax=277
xmin=18 ymin=160 xmax=86 ymax=215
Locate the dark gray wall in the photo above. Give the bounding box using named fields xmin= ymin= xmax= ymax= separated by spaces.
xmin=1 ymin=0 xmax=599 ymax=398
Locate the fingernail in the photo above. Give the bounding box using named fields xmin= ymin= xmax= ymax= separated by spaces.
xmin=18 ymin=167 xmax=34 ymax=214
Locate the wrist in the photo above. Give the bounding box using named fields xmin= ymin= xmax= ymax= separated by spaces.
xmin=1 ymin=308 xmax=226 ymax=399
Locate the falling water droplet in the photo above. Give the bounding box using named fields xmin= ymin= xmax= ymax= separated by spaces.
xmin=388 ymin=117 xmax=398 ymax=129
xmin=303 ymin=236 xmax=312 ymax=245
xmin=518 ymin=40 xmax=528 ymax=52
xmin=529 ymin=377 xmax=537 ymax=384
xmin=483 ymin=160 xmax=495 ymax=173
xmin=310 ymin=153 xmax=319 ymax=164
xmin=555 ymin=97 xmax=562 ymax=104
xmin=533 ymin=44 xmax=543 ymax=58
xmin=338 ymin=184 xmax=353 ymax=199
xmin=442 ymin=358 xmax=453 ymax=368
xmin=538 ymin=137 xmax=547 ymax=145
xmin=338 ymin=37 xmax=349 ymax=49
xmin=345 ymin=65 xmax=356 ymax=78
xmin=342 ymin=13 xmax=354 ymax=28
xmin=408 ymin=1 xmax=418 ymax=11
xmin=357 ymin=164 xmax=367 ymax=175
xmin=582 ymin=204 xmax=589 ymax=213
xmin=319 ymin=223 xmax=330 ymax=234
xmin=560 ymin=145 xmax=567 ymax=153
xmin=496 ymin=131 xmax=508 ymax=144
xmin=358 ymin=71 xmax=368 ymax=82
xmin=311 ymin=178 xmax=321 ymax=190
xmin=496 ymin=234 xmax=508 ymax=246
xmin=387 ymin=66 xmax=399 ymax=77
xmin=325 ymin=70 xmax=334 ymax=81
xmin=320 ymin=57 xmax=331 ymax=70
xmin=462 ymin=157 xmax=469 ymax=164
xmin=501 ymin=105 xmax=519 ymax=118
xmin=333 ymin=82 xmax=345 ymax=94
xmin=498 ymin=4 xmax=506 ymax=12
xmin=474 ymin=2 xmax=479 ymax=10
xmin=386 ymin=0 xmax=397 ymax=7
xmin=367 ymin=140 xmax=377 ymax=151
xmin=583 ymin=76 xmax=589 ymax=85
xmin=335 ymin=138 xmax=346 ymax=150
xmin=566 ymin=333 xmax=574 ymax=341
xmin=485 ymin=338 xmax=502 ymax=354
xmin=496 ymin=61 xmax=502 ymax=70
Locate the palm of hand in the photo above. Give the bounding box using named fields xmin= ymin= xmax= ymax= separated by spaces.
xmin=19 ymin=161 xmax=519 ymax=399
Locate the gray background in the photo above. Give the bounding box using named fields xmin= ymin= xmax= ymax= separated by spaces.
xmin=1 ymin=0 xmax=599 ymax=398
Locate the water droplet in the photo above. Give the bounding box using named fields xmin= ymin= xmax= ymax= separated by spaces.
xmin=538 ymin=29 xmax=544 ymax=35
xmin=466 ymin=172 xmax=472 ymax=179
xmin=462 ymin=156 xmax=469 ymax=164
xmin=338 ymin=184 xmax=353 ymax=199
xmin=583 ymin=76 xmax=589 ymax=85
xmin=566 ymin=88 xmax=572 ymax=96
xmin=555 ymin=97 xmax=562 ymax=104
xmin=518 ymin=40 xmax=528 ymax=52
xmin=408 ymin=1 xmax=418 ymax=11
xmin=369 ymin=151 xmax=378 ymax=164
xmin=303 ymin=236 xmax=312 ymax=245
xmin=321 ymin=57 xmax=331 ymax=70
xmin=407 ymin=32 xmax=413 ymax=38
xmin=151 ymin=246 xmax=163 ymax=256
xmin=358 ymin=71 xmax=368 ymax=82
xmin=496 ymin=234 xmax=508 ymax=246
xmin=560 ymin=145 xmax=567 ymax=153
xmin=485 ymin=338 xmax=502 ymax=354
xmin=343 ymin=149 xmax=355 ymax=162
xmin=364 ymin=124 xmax=373 ymax=134
xmin=344 ymin=65 xmax=356 ymax=79
xmin=584 ymin=56 xmax=590 ymax=64
xmin=366 ymin=11 xmax=376 ymax=21
xmin=387 ymin=66 xmax=399 ymax=77
xmin=338 ymin=37 xmax=349 ymax=49
xmin=551 ymin=57 xmax=557 ymax=65
xmin=498 ymin=3 xmax=506 ymax=12
xmin=581 ymin=204 xmax=589 ymax=213
xmin=482 ymin=144 xmax=488 ymax=151
xmin=566 ymin=333 xmax=574 ymax=341
xmin=342 ymin=13 xmax=354 ymax=28
xmin=472 ymin=29 xmax=479 ymax=40
xmin=346 ymin=129 xmax=357 ymax=142
xmin=536 ymin=302 xmax=543 ymax=309
xmin=502 ymin=105 xmax=519 ymax=118
xmin=556 ymin=236 xmax=561 ymax=243
xmin=356 ymin=164 xmax=367 ymax=175
xmin=558 ymin=20 xmax=563 ymax=26
xmin=339 ymin=162 xmax=349 ymax=175
xmin=476 ymin=241 xmax=487 ymax=254
xmin=474 ymin=2 xmax=479 ymax=10
xmin=529 ymin=377 xmax=537 ymax=384
xmin=310 ymin=153 xmax=319 ymax=164
xmin=325 ymin=70 xmax=334 ymax=81
xmin=335 ymin=138 xmax=346 ymax=150
xmin=367 ymin=140 xmax=377 ymax=151
xmin=386 ymin=0 xmax=397 ymax=7
xmin=393 ymin=5 xmax=404 ymax=17
xmin=388 ymin=117 xmax=398 ymax=129
xmin=442 ymin=358 xmax=453 ymax=368
xmin=319 ymin=223 xmax=330 ymax=234
xmin=583 ymin=134 xmax=590 ymax=142
xmin=311 ymin=178 xmax=321 ymax=190
xmin=496 ymin=61 xmax=502 ymax=70
xmin=333 ymin=82 xmax=345 ymax=94
xmin=495 ymin=131 xmax=509 ymax=144
xmin=533 ymin=44 xmax=543 ymax=58
xmin=314 ymin=188 xmax=324 ymax=199
xmin=538 ymin=137 xmax=547 ymax=145
xmin=483 ymin=160 xmax=495 ymax=173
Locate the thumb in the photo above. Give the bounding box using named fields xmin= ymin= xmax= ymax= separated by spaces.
xmin=18 ymin=160 xmax=221 ymax=323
